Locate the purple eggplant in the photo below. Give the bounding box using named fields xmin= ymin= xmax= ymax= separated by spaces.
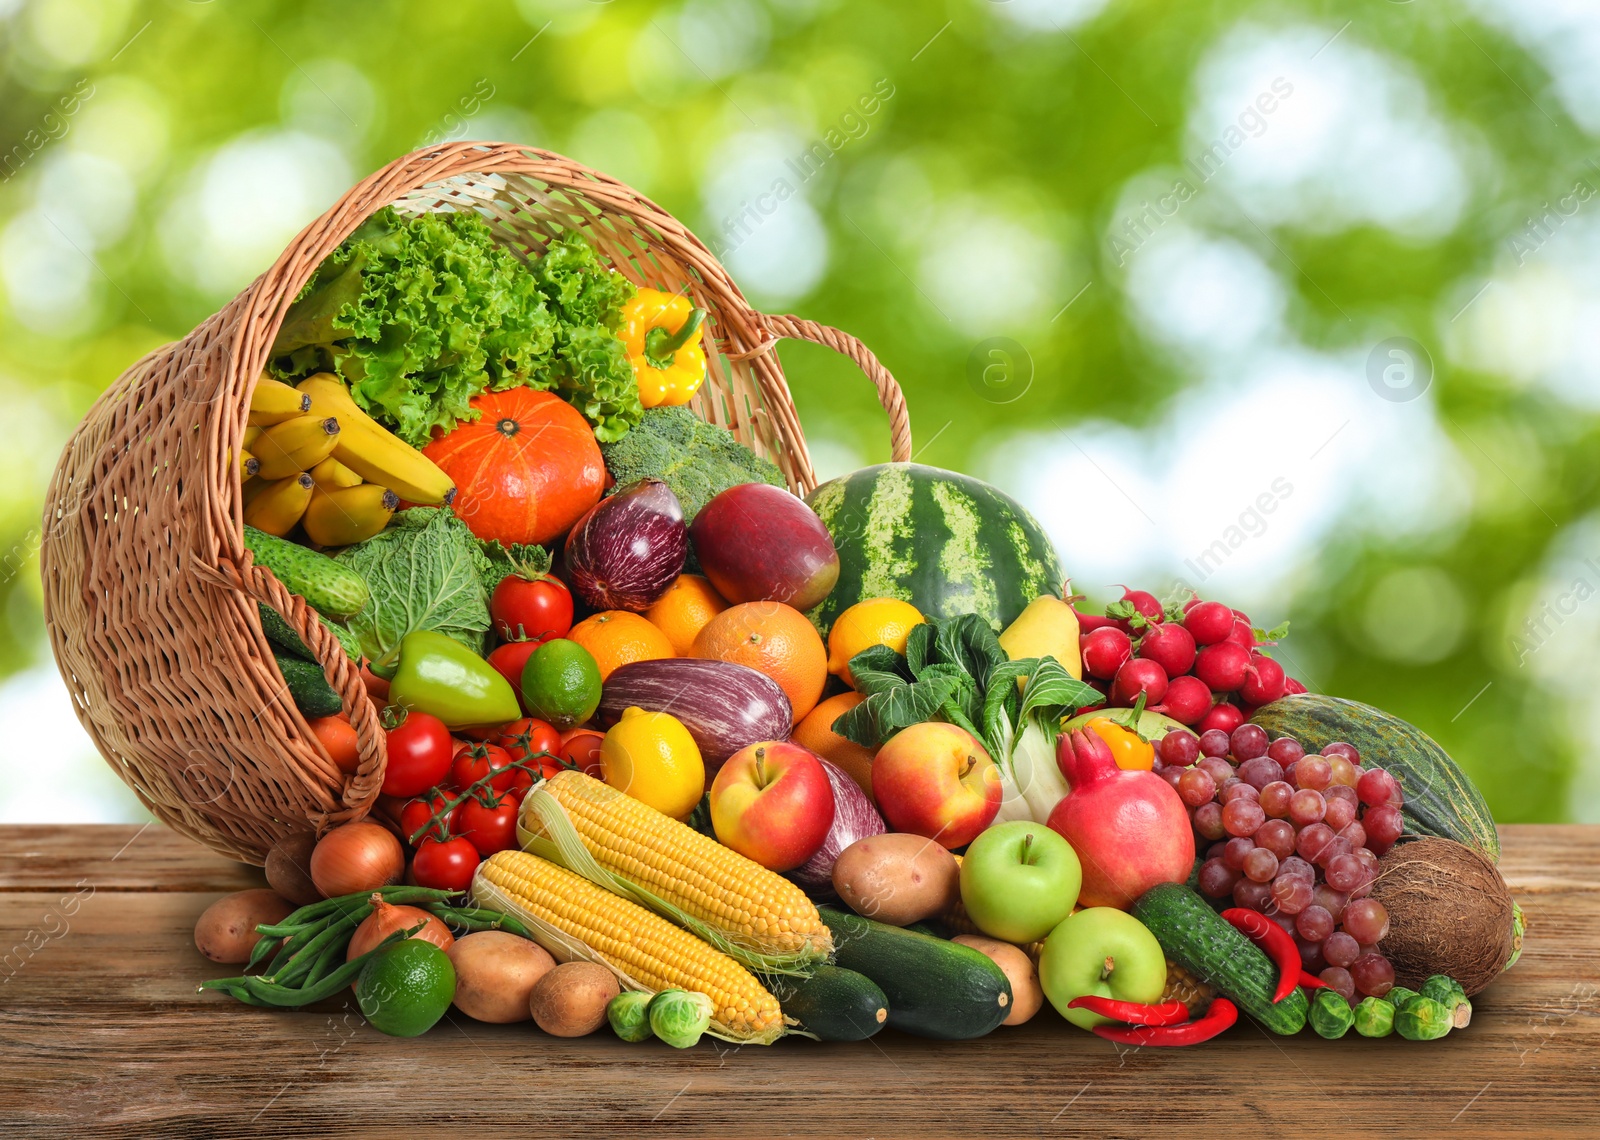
xmin=596 ymin=658 xmax=792 ymax=765
xmin=564 ymin=478 xmax=687 ymax=612
xmin=791 ymin=758 xmax=887 ymax=892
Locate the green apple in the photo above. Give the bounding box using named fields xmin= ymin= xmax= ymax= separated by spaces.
xmin=1038 ymin=908 xmax=1168 ymax=1031
xmin=959 ymin=820 xmax=1081 ymax=944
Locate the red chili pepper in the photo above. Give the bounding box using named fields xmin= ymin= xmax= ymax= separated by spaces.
xmin=1066 ymin=995 xmax=1189 ymax=1026
xmin=1299 ymin=969 xmax=1328 ymax=990
xmin=1092 ymin=998 xmax=1238 ymax=1046
xmin=1220 ymin=908 xmax=1300 ymax=1004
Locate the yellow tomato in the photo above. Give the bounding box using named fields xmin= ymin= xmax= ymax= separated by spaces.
xmin=599 ymin=706 xmax=705 ymax=819
xmin=1086 ymin=717 xmax=1155 ymax=771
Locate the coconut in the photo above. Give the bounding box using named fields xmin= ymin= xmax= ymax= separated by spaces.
xmin=1371 ymin=837 xmax=1519 ymax=996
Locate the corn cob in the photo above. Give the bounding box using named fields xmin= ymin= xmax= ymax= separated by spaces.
xmin=520 ymin=771 xmax=831 ymax=969
xmin=474 ymin=849 xmax=785 ymax=1044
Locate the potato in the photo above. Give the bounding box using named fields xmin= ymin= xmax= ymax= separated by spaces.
xmin=831 ymin=833 xmax=960 ymax=926
xmin=954 ymin=934 xmax=1044 ymax=1026
xmin=447 ymin=932 xmax=556 ymax=1023
xmin=194 ymin=889 xmax=295 ymax=964
xmin=528 ymin=961 xmax=620 ymax=1037
xmin=264 ymin=831 xmax=321 ymax=906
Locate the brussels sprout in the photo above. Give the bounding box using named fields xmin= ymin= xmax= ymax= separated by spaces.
xmin=607 ymin=991 xmax=654 ymax=1042
xmin=1309 ymin=990 xmax=1354 ymax=1039
xmin=1420 ymin=975 xmax=1472 ymax=1028
xmin=1385 ymin=986 xmax=1421 ymax=1012
xmin=1353 ymin=996 xmax=1395 ymax=1038
xmin=648 ymin=988 xmax=714 ymax=1049
xmin=1396 ymin=996 xmax=1453 ymax=1041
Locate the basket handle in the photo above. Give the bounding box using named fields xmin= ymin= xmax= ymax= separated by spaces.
xmin=753 ymin=314 xmax=913 ymax=463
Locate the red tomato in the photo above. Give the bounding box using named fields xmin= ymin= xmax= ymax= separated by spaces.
xmin=457 ymin=791 xmax=520 ymax=857
xmin=308 ymin=713 xmax=361 ymax=775
xmin=399 ymin=789 xmax=458 ymax=846
xmin=488 ymin=640 xmax=541 ymax=701
xmin=382 ymin=711 xmax=454 ymax=797
xmin=449 ymin=742 xmax=531 ymax=796
xmin=560 ymin=728 xmax=606 ymax=779
xmin=411 ymin=836 xmax=480 ymax=892
xmin=498 ymin=717 xmax=565 ymax=778
xmin=492 ymin=574 xmax=575 ymax=644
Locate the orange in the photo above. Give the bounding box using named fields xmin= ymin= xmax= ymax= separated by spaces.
xmin=792 ymin=692 xmax=878 ymax=803
xmin=645 ymin=575 xmax=728 ymax=656
xmin=691 ymin=601 xmax=827 ymax=724
xmin=566 ymin=610 xmax=674 ymax=682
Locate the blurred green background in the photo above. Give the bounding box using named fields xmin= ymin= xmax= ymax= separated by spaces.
xmin=0 ymin=0 xmax=1594 ymax=824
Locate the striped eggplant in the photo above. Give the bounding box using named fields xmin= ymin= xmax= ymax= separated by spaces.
xmin=1250 ymin=694 xmax=1500 ymax=862
xmin=804 ymin=463 xmax=1063 ymax=637
xmin=596 ymin=658 xmax=793 ymax=765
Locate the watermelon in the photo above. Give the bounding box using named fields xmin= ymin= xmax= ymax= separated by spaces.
xmin=1250 ymin=694 xmax=1500 ymax=862
xmin=804 ymin=463 xmax=1063 ymax=636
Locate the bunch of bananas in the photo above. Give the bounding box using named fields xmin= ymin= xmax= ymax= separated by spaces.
xmin=240 ymin=374 xmax=455 ymax=545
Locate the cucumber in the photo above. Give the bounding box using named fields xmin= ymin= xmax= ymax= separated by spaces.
xmin=273 ymin=651 xmax=342 ymax=718
xmin=258 ymin=603 xmax=361 ymax=663
xmin=765 ymin=965 xmax=888 ymax=1042
xmin=243 ymin=525 xmax=370 ymax=619
xmin=1132 ymin=884 xmax=1308 ymax=1035
xmin=819 ymin=908 xmax=1011 ymax=1040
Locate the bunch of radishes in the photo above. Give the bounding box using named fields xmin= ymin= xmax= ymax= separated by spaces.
xmin=1076 ymin=587 xmax=1305 ymax=734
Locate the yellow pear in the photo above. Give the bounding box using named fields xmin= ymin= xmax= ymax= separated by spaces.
xmin=999 ymin=593 xmax=1083 ymax=680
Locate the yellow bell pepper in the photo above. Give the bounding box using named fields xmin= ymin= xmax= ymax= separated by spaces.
xmin=1085 ymin=717 xmax=1155 ymax=771
xmin=620 ymin=288 xmax=707 ymax=408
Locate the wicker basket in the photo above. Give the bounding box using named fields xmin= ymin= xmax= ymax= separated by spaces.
xmin=39 ymin=142 xmax=911 ymax=864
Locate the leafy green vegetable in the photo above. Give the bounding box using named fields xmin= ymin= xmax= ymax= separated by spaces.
xmin=269 ymin=209 xmax=640 ymax=446
xmin=598 ymin=405 xmax=785 ymax=522
xmin=333 ymin=507 xmax=493 ymax=675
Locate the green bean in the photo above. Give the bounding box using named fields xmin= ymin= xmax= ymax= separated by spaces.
xmin=268 ymin=904 xmax=373 ymax=987
xmin=236 ymin=929 xmax=411 ymax=1007
xmin=428 ymin=902 xmax=533 ymax=939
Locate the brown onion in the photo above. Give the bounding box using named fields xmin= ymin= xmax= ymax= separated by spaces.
xmin=309 ymin=821 xmax=404 ymax=898
xmin=346 ymin=893 xmax=454 ymax=961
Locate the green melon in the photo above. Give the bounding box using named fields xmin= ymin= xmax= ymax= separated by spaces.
xmin=1250 ymin=694 xmax=1499 ymax=862
xmin=805 ymin=463 xmax=1063 ymax=637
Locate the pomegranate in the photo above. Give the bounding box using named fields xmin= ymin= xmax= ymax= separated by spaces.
xmin=1047 ymin=729 xmax=1194 ymax=908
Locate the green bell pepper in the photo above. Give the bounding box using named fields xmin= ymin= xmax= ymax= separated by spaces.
xmin=387 ymin=630 xmax=520 ymax=729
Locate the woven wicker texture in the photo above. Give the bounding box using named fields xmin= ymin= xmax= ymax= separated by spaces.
xmin=38 ymin=142 xmax=911 ymax=863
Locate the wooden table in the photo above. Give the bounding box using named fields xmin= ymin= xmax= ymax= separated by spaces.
xmin=1 ymin=825 xmax=1594 ymax=1138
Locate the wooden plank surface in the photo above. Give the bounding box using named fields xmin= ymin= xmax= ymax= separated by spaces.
xmin=1 ymin=824 xmax=1595 ymax=1138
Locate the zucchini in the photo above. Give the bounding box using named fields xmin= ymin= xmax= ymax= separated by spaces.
xmin=273 ymin=651 xmax=342 ymax=718
xmin=1132 ymin=884 xmax=1308 ymax=1035
xmin=819 ymin=908 xmax=1011 ymax=1040
xmin=765 ymin=965 xmax=888 ymax=1042
xmin=243 ymin=525 xmax=370 ymax=620
xmin=1250 ymin=694 xmax=1499 ymax=861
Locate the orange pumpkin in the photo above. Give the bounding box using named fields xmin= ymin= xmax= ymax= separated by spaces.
xmin=423 ymin=389 xmax=605 ymax=546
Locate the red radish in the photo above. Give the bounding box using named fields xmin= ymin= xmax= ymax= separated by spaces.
xmin=1183 ymin=600 xmax=1235 ymax=646
xmin=1240 ymin=653 xmax=1287 ymax=705
xmin=1194 ymin=642 xmax=1251 ymax=693
xmin=1226 ymin=617 xmax=1257 ymax=649
xmin=1197 ymin=702 xmax=1245 ymax=735
xmin=1154 ymin=674 xmax=1213 ymax=725
xmin=1110 ymin=658 xmax=1168 ymax=707
xmin=1285 ymin=676 xmax=1308 ymax=695
xmin=1137 ymin=622 xmax=1197 ymax=677
xmin=1118 ymin=586 xmax=1164 ymax=625
xmin=1048 ymin=729 xmax=1195 ymax=908
xmin=1073 ymin=606 xmax=1122 ymax=632
xmin=1182 ymin=596 xmax=1203 ymax=613
xmin=1080 ymin=627 xmax=1132 ymax=680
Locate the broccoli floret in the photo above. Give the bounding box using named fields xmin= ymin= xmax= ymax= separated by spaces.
xmin=599 ymin=406 xmax=786 ymax=521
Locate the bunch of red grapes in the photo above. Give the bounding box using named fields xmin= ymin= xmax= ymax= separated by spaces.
xmin=1154 ymin=723 xmax=1405 ymax=1003
xmin=1078 ymin=588 xmax=1305 ymax=734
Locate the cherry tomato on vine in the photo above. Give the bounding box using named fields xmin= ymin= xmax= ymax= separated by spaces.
xmin=382 ymin=710 xmax=454 ymax=797
xmin=560 ymin=728 xmax=606 ymax=779
xmin=498 ymin=717 xmax=565 ymax=777
xmin=399 ymin=789 xmax=458 ymax=846
xmin=491 ymin=574 xmax=574 ymax=644
xmin=411 ymin=836 xmax=480 ymax=891
xmin=449 ymin=742 xmax=531 ymax=796
xmin=457 ymin=791 xmax=520 ymax=857
xmin=488 ymin=640 xmax=541 ymax=702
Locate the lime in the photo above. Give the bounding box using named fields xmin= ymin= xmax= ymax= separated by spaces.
xmin=355 ymin=939 xmax=456 ymax=1038
xmin=522 ymin=639 xmax=603 ymax=730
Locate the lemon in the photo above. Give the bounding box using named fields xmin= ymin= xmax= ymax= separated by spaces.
xmin=826 ymin=598 xmax=926 ymax=687
xmin=600 ymin=707 xmax=705 ymax=819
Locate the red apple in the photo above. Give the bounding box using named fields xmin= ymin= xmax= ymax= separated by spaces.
xmin=689 ymin=484 xmax=839 ymax=611
xmin=709 ymin=741 xmax=836 ymax=871
xmin=871 ymin=723 xmax=1001 ymax=850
